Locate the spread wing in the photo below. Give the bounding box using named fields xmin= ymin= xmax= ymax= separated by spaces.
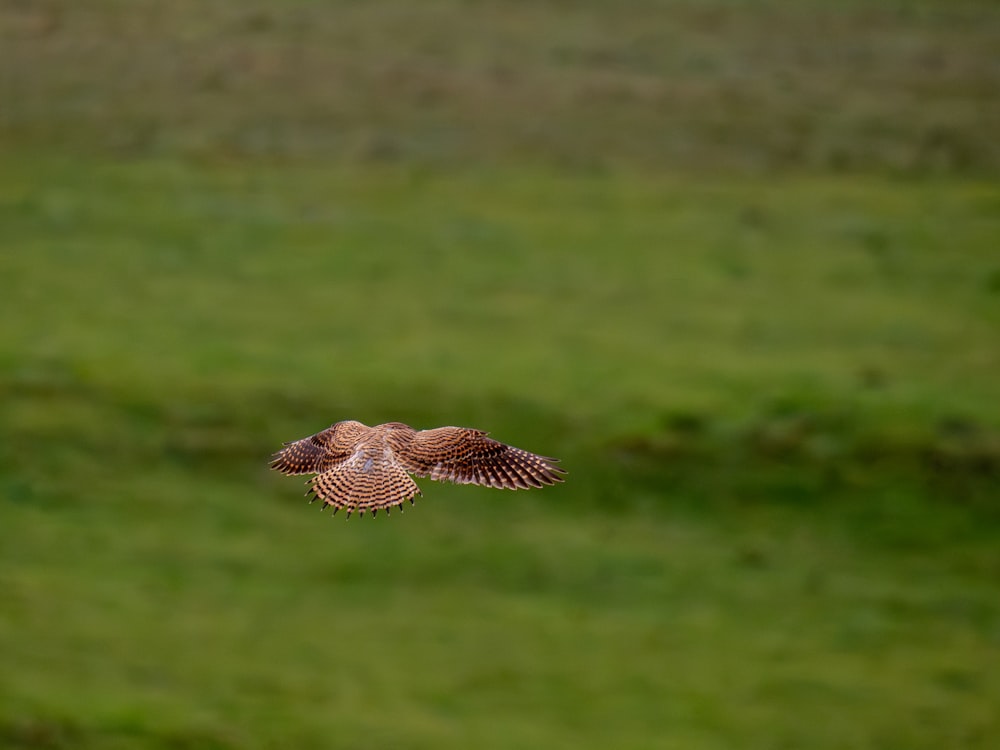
xmin=396 ymin=427 xmax=566 ymax=490
xmin=270 ymin=427 xmax=350 ymax=476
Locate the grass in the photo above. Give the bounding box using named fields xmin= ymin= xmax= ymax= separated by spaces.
xmin=2 ymin=0 xmax=999 ymax=174
xmin=2 ymin=1 xmax=1000 ymax=748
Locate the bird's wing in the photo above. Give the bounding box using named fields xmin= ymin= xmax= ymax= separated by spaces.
xmin=270 ymin=427 xmax=351 ymax=476
xmin=308 ymin=453 xmax=421 ymax=516
xmin=396 ymin=427 xmax=566 ymax=489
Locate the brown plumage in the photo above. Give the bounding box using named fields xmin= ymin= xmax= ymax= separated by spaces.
xmin=270 ymin=420 xmax=566 ymax=517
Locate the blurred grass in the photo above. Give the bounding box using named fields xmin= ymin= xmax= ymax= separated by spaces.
xmin=2 ymin=1 xmax=1000 ymax=749
xmin=2 ymin=0 xmax=999 ymax=174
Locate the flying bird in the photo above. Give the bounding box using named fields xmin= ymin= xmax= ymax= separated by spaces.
xmin=270 ymin=420 xmax=565 ymax=516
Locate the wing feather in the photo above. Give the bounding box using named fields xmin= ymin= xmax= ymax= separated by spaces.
xmin=270 ymin=427 xmax=349 ymax=476
xmin=396 ymin=427 xmax=566 ymax=490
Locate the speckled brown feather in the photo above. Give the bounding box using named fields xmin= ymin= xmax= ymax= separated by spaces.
xmin=271 ymin=420 xmax=565 ymax=517
xmin=269 ymin=426 xmax=349 ymax=476
xmin=393 ymin=427 xmax=566 ymax=490
xmin=308 ymin=456 xmax=421 ymax=517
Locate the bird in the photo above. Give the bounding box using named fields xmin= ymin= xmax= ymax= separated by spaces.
xmin=270 ymin=420 xmax=566 ymax=517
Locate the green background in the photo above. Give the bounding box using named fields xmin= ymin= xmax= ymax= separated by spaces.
xmin=2 ymin=2 xmax=998 ymax=748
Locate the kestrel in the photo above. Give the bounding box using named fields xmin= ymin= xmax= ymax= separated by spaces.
xmin=270 ymin=420 xmax=566 ymax=516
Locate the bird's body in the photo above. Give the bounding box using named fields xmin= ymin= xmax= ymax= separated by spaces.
xmin=271 ymin=420 xmax=565 ymax=516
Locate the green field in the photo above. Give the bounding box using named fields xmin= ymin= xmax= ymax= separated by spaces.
xmin=2 ymin=2 xmax=1000 ymax=748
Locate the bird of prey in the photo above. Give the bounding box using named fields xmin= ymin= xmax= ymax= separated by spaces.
xmin=270 ymin=420 xmax=565 ymax=516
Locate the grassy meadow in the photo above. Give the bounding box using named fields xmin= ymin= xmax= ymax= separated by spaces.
xmin=2 ymin=1 xmax=1000 ymax=748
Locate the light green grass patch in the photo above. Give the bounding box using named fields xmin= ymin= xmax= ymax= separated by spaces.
xmin=2 ymin=153 xmax=999 ymax=749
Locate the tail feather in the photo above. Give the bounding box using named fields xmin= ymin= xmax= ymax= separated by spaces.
xmin=308 ymin=461 xmax=421 ymax=516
